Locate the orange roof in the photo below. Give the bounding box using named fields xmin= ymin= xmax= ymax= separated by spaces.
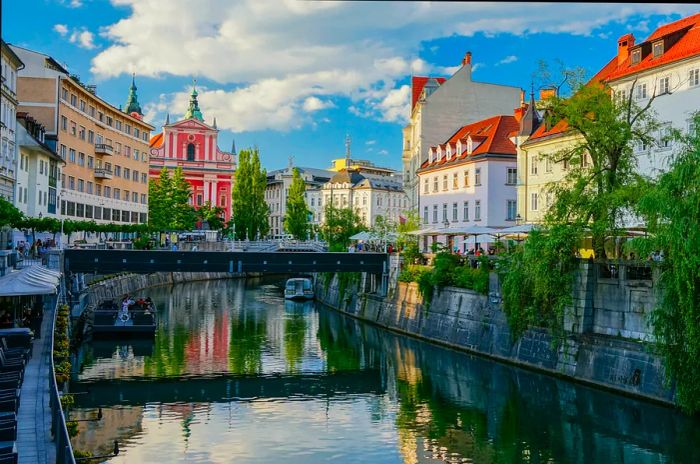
xmin=419 ymin=115 xmax=518 ymax=171
xmin=606 ymin=12 xmax=700 ymax=81
xmin=411 ymin=76 xmax=447 ymax=110
xmin=149 ymin=132 xmax=164 ymax=148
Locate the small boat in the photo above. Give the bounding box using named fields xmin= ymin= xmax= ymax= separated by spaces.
xmin=92 ymin=298 xmax=157 ymax=337
xmin=284 ymin=278 xmax=314 ymax=300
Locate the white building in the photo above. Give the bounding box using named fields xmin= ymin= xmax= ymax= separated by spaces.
xmin=265 ymin=163 xmax=333 ymax=237
xmin=417 ymin=113 xmax=524 ymax=252
xmin=605 ymin=14 xmax=700 ymax=178
xmin=1 ymin=41 xmax=23 ymax=203
xmin=14 ymin=114 xmax=64 ymax=218
xmin=321 ymin=164 xmax=407 ymax=228
xmin=402 ymin=52 xmax=521 ymax=212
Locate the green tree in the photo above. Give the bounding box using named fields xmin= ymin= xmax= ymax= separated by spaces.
xmin=170 ymin=167 xmax=197 ymax=230
xmin=148 ymin=167 xmax=196 ymax=231
xmin=197 ymin=201 xmax=225 ymax=231
xmin=231 ymin=147 xmax=269 ymax=239
xmin=370 ymin=215 xmax=396 ymax=251
xmin=397 ymin=210 xmax=422 ymax=263
xmin=543 ymin=82 xmax=659 ymax=258
xmin=631 ymin=112 xmax=700 ymax=412
xmin=149 ymin=167 xmax=173 ymax=231
xmin=0 ymin=197 xmax=23 ymax=228
xmin=320 ymin=205 xmax=364 ymax=252
xmin=284 ymin=168 xmax=310 ymax=239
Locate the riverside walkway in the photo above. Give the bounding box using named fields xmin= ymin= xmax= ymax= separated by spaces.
xmin=16 ymin=304 xmax=55 ymax=464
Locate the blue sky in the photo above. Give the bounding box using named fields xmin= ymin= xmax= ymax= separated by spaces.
xmin=3 ymin=1 xmax=698 ymax=171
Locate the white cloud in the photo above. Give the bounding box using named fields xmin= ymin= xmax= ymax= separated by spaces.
xmin=302 ymin=96 xmax=334 ymax=112
xmin=378 ymin=149 xmax=389 ymax=156
xmin=90 ymin=1 xmax=698 ymax=131
xmin=497 ymin=55 xmax=518 ymax=65
xmin=366 ymin=140 xmax=376 ymax=145
xmin=70 ymin=29 xmax=97 ymax=49
xmin=471 ymin=63 xmax=484 ymax=73
xmin=53 ymin=24 xmax=68 ymax=36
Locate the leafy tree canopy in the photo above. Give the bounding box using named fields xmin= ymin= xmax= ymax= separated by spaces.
xmin=320 ymin=205 xmax=365 ymax=252
xmin=284 ymin=168 xmax=310 ymax=240
xmin=231 ymin=147 xmax=269 ymax=240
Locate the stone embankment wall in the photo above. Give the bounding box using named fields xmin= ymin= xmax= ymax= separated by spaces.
xmin=83 ymin=272 xmax=241 ymax=307
xmin=316 ymin=262 xmax=675 ymax=406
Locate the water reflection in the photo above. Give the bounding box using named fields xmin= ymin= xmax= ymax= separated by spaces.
xmin=71 ymin=278 xmax=700 ymax=463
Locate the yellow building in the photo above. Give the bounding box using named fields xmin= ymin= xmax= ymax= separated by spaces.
xmin=12 ymin=45 xmax=153 ymax=226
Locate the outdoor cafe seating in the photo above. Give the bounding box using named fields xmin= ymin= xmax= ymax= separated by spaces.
xmin=0 ymin=327 xmax=32 ymax=464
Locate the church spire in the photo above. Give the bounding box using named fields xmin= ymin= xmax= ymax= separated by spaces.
xmin=164 ymin=112 xmax=170 ymax=125
xmin=124 ymin=73 xmax=143 ymax=117
xmin=184 ymin=79 xmax=204 ymax=121
xmin=231 ymin=139 xmax=236 ymax=155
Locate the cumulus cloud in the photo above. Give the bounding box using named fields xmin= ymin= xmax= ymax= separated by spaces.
xmin=366 ymin=140 xmax=376 ymax=145
xmin=302 ymin=96 xmax=334 ymax=112
xmin=497 ymin=55 xmax=518 ymax=65
xmin=53 ymin=24 xmax=69 ymax=36
xmin=70 ymin=29 xmax=97 ymax=49
xmin=89 ymin=1 xmax=697 ymax=131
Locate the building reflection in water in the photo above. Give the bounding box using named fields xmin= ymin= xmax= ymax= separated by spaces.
xmin=70 ymin=278 xmax=700 ymax=463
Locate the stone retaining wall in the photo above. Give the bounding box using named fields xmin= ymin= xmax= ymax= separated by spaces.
xmin=316 ymin=274 xmax=675 ymax=406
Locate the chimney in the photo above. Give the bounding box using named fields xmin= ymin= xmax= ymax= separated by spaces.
xmin=462 ymin=51 xmax=472 ymax=66
xmin=539 ymin=88 xmax=556 ymax=101
xmin=617 ymin=33 xmax=635 ymax=65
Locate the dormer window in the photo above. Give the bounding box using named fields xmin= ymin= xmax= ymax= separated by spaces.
xmin=466 ymin=137 xmax=474 ymax=155
xmin=653 ymin=41 xmax=664 ymax=58
xmin=631 ymin=48 xmax=641 ymax=65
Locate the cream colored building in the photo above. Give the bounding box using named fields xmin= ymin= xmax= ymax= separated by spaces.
xmin=1 ymin=41 xmax=23 ymax=203
xmin=12 ymin=45 xmax=153 ymax=227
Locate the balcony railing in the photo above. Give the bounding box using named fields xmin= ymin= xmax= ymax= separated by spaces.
xmin=94 ymin=167 xmax=113 ymax=179
xmin=94 ymin=143 xmax=114 ymax=156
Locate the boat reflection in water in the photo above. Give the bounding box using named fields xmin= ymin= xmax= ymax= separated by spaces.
xmin=284 ymin=277 xmax=314 ymax=300
xmin=69 ymin=278 xmax=700 ymax=464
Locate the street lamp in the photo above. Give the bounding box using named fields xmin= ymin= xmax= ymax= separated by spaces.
xmin=515 ymin=213 xmax=522 ymax=225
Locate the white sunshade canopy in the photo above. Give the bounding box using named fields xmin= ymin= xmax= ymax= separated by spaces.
xmin=497 ymin=224 xmax=539 ymax=235
xmin=0 ymin=265 xmax=61 ymax=297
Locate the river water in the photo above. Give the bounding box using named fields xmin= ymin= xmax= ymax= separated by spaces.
xmin=71 ymin=278 xmax=700 ymax=463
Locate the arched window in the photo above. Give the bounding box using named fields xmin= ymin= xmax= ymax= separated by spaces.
xmin=187 ymin=143 xmax=195 ymax=161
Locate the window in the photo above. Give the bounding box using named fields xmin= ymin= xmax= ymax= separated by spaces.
xmin=658 ymin=76 xmax=670 ymax=95
xmin=133 ymin=170 xmax=139 ymax=182
xmin=125 ymin=124 xmax=131 ymax=135
xmin=115 ymin=142 xmax=122 ymax=155
xmin=87 ymin=156 xmax=94 ymax=168
xmin=506 ymin=167 xmax=517 ymax=185
xmin=87 ymin=181 xmax=93 ymax=194
xmin=690 ymin=69 xmax=700 ymax=88
xmin=423 ymin=206 xmax=429 ymax=224
xmin=423 ymin=178 xmax=429 ymax=194
xmin=85 ymin=205 xmax=93 ymax=219
xmin=60 ymin=144 xmax=66 ymax=159
xmin=452 ymin=173 xmax=458 ymax=189
xmin=79 ymin=100 xmax=86 ymax=112
xmin=89 ymin=106 xmax=95 ymax=117
xmin=463 ymin=201 xmax=469 ymax=221
xmin=442 ymin=203 xmax=447 ymax=222
xmin=70 ymin=94 xmax=77 ymax=106
xmin=659 ymin=123 xmax=672 ymax=149
xmin=475 ymin=200 xmax=481 ymax=221
xmin=463 ymin=170 xmax=469 ymax=187
xmin=531 ymin=156 xmax=538 ymax=175
xmin=115 ymin=120 xmax=122 ymax=130
xmin=134 ymin=128 xmax=140 ymax=139
xmin=113 ymin=188 xmax=120 ymax=200
xmin=197 ymin=194 xmax=203 ymax=206
xmin=96 ymin=185 xmax=102 ymax=196
xmin=631 ymin=48 xmax=641 ymax=65
xmin=433 ymin=177 xmax=438 ymax=192
xmin=98 ymin=112 xmax=104 ymax=122
xmin=103 ymin=208 xmax=111 ymax=220
xmin=61 ymin=88 xmax=68 ymax=101
xmin=88 ymin=130 xmax=94 ymax=144
xmin=124 ymin=146 xmax=131 ymax=158
xmin=141 ymin=173 xmax=147 ymax=183
xmin=124 ymin=168 xmax=130 ymax=179
xmin=77 ymin=179 xmax=84 ymax=192
xmin=76 ymin=203 xmax=84 ymax=218
xmin=506 ymin=200 xmax=517 ymax=221
xmin=70 ymin=121 xmax=76 ymax=136
xmin=114 ymin=165 xmax=121 ymax=177
xmin=442 ymin=175 xmax=448 ymax=191
xmin=61 ymin=116 xmax=67 ymax=131
xmin=452 ymin=202 xmax=458 ymax=222
xmin=78 ymin=152 xmax=85 ymax=166
xmin=636 ymin=82 xmax=647 ymax=100
xmin=652 ymin=41 xmax=664 ymax=58
xmin=104 ymin=186 xmax=111 ymax=198
xmin=68 ymin=176 xmax=75 ymax=190
xmin=78 ymin=125 xmax=86 ymax=140
xmin=432 ymin=205 xmax=438 ymax=223
xmin=531 ymin=193 xmax=538 ymax=211
xmin=124 ymin=190 xmax=130 ymax=201
xmin=141 ymin=193 xmax=147 ymax=204
xmin=106 ymin=116 xmax=113 ymax=126
xmin=545 ymin=157 xmax=552 ymax=173
xmin=187 ymin=143 xmax=195 ymax=161
xmin=134 ymin=149 xmax=139 ymax=161
xmin=69 ymin=149 xmax=76 ymax=163
xmin=475 ymin=168 xmax=481 ymax=185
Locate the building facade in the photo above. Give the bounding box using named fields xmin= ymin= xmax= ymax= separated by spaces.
xmin=1 ymin=41 xmax=23 ymax=202
xmin=149 ymin=87 xmax=236 ymax=223
xmin=417 ymin=114 xmax=522 ymax=251
xmin=265 ymin=162 xmax=333 ymax=237
xmin=402 ymin=52 xmax=521 ymax=212
xmin=15 ymin=113 xmax=64 ymax=218
xmin=320 ymin=158 xmax=407 ymax=228
xmin=12 ymin=45 xmax=153 ymax=226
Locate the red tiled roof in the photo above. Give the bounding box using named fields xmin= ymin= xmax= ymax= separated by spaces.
xmin=149 ymin=132 xmax=164 ymax=148
xmin=411 ymin=76 xmax=447 ymax=110
xmin=419 ymin=115 xmax=518 ymax=171
xmin=606 ymin=12 xmax=700 ymax=81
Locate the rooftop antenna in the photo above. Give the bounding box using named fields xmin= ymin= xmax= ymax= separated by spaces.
xmin=345 ymin=133 xmax=351 ymax=168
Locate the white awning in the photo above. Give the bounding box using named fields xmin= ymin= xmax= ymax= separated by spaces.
xmin=0 ymin=265 xmax=61 ymax=297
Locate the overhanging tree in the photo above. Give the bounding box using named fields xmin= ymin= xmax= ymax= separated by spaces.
xmin=320 ymin=205 xmax=364 ymax=252
xmin=284 ymin=168 xmax=310 ymax=240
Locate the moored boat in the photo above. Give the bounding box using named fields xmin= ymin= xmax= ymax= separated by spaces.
xmin=92 ymin=297 xmax=157 ymax=337
xmin=284 ymin=278 xmax=314 ymax=300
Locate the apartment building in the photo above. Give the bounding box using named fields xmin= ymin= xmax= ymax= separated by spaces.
xmin=1 ymin=41 xmax=23 ymax=202
xmin=11 ymin=45 xmax=153 ymax=225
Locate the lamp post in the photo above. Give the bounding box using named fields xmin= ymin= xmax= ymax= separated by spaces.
xmin=443 ymin=218 xmax=450 ymax=252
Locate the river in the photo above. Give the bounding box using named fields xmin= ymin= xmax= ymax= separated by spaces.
xmin=70 ymin=278 xmax=700 ymax=463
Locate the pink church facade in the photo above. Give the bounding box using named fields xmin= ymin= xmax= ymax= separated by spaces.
xmin=148 ymin=87 xmax=235 ymax=223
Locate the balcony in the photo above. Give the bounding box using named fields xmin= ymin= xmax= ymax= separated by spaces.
xmin=95 ymin=143 xmax=114 ymax=156
xmin=94 ymin=168 xmax=113 ymax=179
